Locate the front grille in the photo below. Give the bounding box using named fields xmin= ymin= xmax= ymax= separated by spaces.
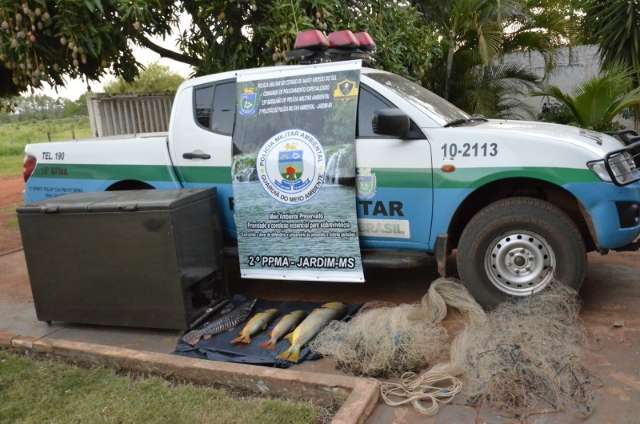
xmin=605 ymin=141 xmax=640 ymax=186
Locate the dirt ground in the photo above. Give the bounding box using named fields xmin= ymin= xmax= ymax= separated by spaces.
xmin=0 ymin=176 xmax=22 ymax=254
xmin=1 ymin=177 xmax=639 ymax=423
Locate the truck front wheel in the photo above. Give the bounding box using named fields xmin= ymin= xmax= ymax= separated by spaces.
xmin=457 ymin=197 xmax=586 ymax=308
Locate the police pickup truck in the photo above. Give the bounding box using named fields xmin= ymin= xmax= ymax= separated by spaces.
xmin=22 ymin=32 xmax=640 ymax=307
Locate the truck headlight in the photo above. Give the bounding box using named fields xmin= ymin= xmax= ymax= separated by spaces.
xmin=587 ymin=160 xmax=612 ymax=182
xmin=609 ymin=151 xmax=640 ymax=185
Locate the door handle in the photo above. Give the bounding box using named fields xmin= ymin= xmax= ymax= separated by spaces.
xmin=183 ymin=151 xmax=211 ymax=160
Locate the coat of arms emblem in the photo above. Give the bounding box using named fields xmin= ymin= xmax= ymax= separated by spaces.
xmin=333 ymin=79 xmax=358 ymax=100
xmin=356 ymin=168 xmax=377 ymax=200
xmin=239 ymin=86 xmax=258 ymax=116
xmin=279 ymin=149 xmax=304 ymax=182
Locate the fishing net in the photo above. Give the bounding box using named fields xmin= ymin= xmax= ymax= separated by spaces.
xmin=312 ymin=278 xmax=593 ymax=418
xmin=309 ymin=303 xmax=447 ymax=377
xmin=460 ymin=283 xmax=593 ymax=418
xmin=379 ymin=278 xmax=486 ymax=415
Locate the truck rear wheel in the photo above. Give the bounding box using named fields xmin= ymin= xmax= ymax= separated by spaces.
xmin=456 ymin=197 xmax=586 ymax=308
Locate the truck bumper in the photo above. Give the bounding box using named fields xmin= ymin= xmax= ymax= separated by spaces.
xmin=613 ymin=238 xmax=640 ymax=252
xmin=565 ymin=181 xmax=640 ymax=250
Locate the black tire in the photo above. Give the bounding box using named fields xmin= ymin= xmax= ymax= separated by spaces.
xmin=457 ymin=197 xmax=586 ymax=308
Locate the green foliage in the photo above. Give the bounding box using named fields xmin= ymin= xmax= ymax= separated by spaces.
xmin=0 ymin=94 xmax=87 ymax=124
xmin=0 ymin=1 xmax=439 ymax=98
xmin=586 ymin=0 xmax=640 ymax=79
xmin=0 ymin=94 xmax=87 ymax=123
xmin=414 ymin=0 xmax=580 ymax=116
xmin=0 ymin=351 xmax=323 ymax=423
xmin=0 ymin=0 xmax=162 ymax=96
xmin=325 ymin=1 xmax=438 ymax=82
xmin=464 ymin=64 xmax=538 ymax=118
xmin=104 ymin=63 xmax=185 ymax=94
xmin=532 ymin=66 xmax=640 ymax=131
xmin=181 ymin=0 xmax=439 ymax=80
xmin=0 ymin=116 xmax=91 ymax=155
xmin=0 ymin=0 xmax=581 ymax=121
xmin=537 ymin=102 xmax=574 ymax=125
xmin=0 ymin=115 xmax=88 ymax=176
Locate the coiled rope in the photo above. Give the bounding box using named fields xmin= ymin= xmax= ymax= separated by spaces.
xmin=379 ymin=278 xmax=486 ymax=416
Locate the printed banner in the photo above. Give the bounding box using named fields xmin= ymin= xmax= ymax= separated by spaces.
xmin=232 ymin=61 xmax=364 ymax=282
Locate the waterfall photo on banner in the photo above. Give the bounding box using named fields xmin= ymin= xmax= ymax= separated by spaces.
xmin=232 ymin=61 xmax=364 ymax=282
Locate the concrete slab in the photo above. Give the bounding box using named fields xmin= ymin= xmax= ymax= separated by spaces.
xmin=41 ymin=324 xmax=181 ymax=354
xmin=0 ymin=299 xmax=52 ymax=339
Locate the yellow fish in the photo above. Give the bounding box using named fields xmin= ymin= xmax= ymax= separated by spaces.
xmin=277 ymin=302 xmax=347 ymax=363
xmin=231 ymin=308 xmax=279 ymax=345
xmin=260 ymin=310 xmax=306 ymax=350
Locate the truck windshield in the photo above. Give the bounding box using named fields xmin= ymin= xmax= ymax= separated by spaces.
xmin=366 ymin=72 xmax=469 ymax=126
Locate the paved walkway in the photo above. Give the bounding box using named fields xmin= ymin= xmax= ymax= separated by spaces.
xmin=1 ymin=249 xmax=639 ymax=423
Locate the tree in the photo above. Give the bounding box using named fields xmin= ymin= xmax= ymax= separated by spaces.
xmin=464 ymin=64 xmax=538 ymax=118
xmin=585 ymin=0 xmax=640 ymax=127
xmin=414 ymin=0 xmax=516 ymax=100
xmin=411 ymin=0 xmax=580 ymax=116
xmin=104 ymin=63 xmax=184 ymax=94
xmin=332 ymin=1 xmax=437 ymax=82
xmin=0 ymin=0 xmax=438 ymax=98
xmin=585 ymin=0 xmax=640 ymax=82
xmin=532 ymin=66 xmax=640 ymax=131
xmin=0 ymin=1 xmax=152 ymax=96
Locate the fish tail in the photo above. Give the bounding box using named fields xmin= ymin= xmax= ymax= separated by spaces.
xmin=284 ymin=332 xmax=294 ymax=343
xmin=277 ymin=345 xmax=301 ymax=363
xmin=230 ymin=334 xmax=251 ymax=345
xmin=260 ymin=339 xmax=276 ymax=350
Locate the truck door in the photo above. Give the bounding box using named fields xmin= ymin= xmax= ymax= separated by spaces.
xmin=355 ymin=85 xmax=433 ymax=250
xmin=169 ymin=79 xmax=237 ymax=238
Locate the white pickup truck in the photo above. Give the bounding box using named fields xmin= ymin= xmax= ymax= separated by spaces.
xmin=22 ymin=63 xmax=640 ymax=307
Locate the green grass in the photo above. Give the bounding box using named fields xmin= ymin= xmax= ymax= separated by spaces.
xmin=0 ymin=154 xmax=22 ymax=178
xmin=0 ymin=351 xmax=324 ymax=424
xmin=0 ymin=116 xmax=91 ymax=178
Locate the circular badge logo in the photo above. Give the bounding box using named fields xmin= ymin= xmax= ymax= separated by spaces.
xmin=256 ymin=129 xmax=325 ymax=204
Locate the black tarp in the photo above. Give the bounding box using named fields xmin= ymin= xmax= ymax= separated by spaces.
xmin=174 ymin=295 xmax=359 ymax=368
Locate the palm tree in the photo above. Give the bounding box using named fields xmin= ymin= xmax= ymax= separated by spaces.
xmin=586 ymin=0 xmax=640 ymax=127
xmin=532 ymin=66 xmax=640 ymax=131
xmin=413 ymin=0 xmax=578 ymax=117
xmin=464 ymin=64 xmax=538 ymax=118
xmin=415 ymin=0 xmax=519 ymax=100
xmin=588 ymin=0 xmax=640 ymax=82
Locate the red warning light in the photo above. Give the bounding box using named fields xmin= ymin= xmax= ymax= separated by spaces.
xmin=354 ymin=32 xmax=375 ymax=52
xmin=327 ymin=30 xmax=359 ymax=49
xmin=293 ymin=29 xmax=329 ymax=50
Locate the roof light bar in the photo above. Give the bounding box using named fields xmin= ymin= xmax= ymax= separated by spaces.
xmin=286 ymin=29 xmax=376 ymax=64
xmin=328 ymin=30 xmax=359 ymax=49
xmin=293 ymin=29 xmax=329 ymax=51
xmin=354 ymin=32 xmax=375 ymax=52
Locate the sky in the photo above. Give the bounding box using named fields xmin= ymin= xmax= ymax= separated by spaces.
xmin=35 ymin=14 xmax=194 ymax=101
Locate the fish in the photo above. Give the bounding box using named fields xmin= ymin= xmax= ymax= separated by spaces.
xmin=260 ymin=310 xmax=307 ymax=350
xmin=231 ymin=308 xmax=279 ymax=345
xmin=277 ymin=302 xmax=347 ymax=363
xmin=182 ymin=299 xmax=257 ymax=346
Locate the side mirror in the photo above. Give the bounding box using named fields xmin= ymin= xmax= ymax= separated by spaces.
xmin=372 ymin=108 xmax=410 ymax=138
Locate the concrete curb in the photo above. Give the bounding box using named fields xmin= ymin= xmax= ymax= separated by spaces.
xmin=0 ymin=331 xmax=378 ymax=424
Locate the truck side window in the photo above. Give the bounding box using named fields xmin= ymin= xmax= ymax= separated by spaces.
xmin=193 ymin=81 xmax=236 ymax=135
xmin=211 ymin=81 xmax=236 ymax=135
xmin=194 ymin=84 xmax=214 ymax=129
xmin=357 ymin=87 xmax=393 ymax=138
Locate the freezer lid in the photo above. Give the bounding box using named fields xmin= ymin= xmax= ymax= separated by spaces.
xmin=17 ymin=189 xmax=215 ymax=214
